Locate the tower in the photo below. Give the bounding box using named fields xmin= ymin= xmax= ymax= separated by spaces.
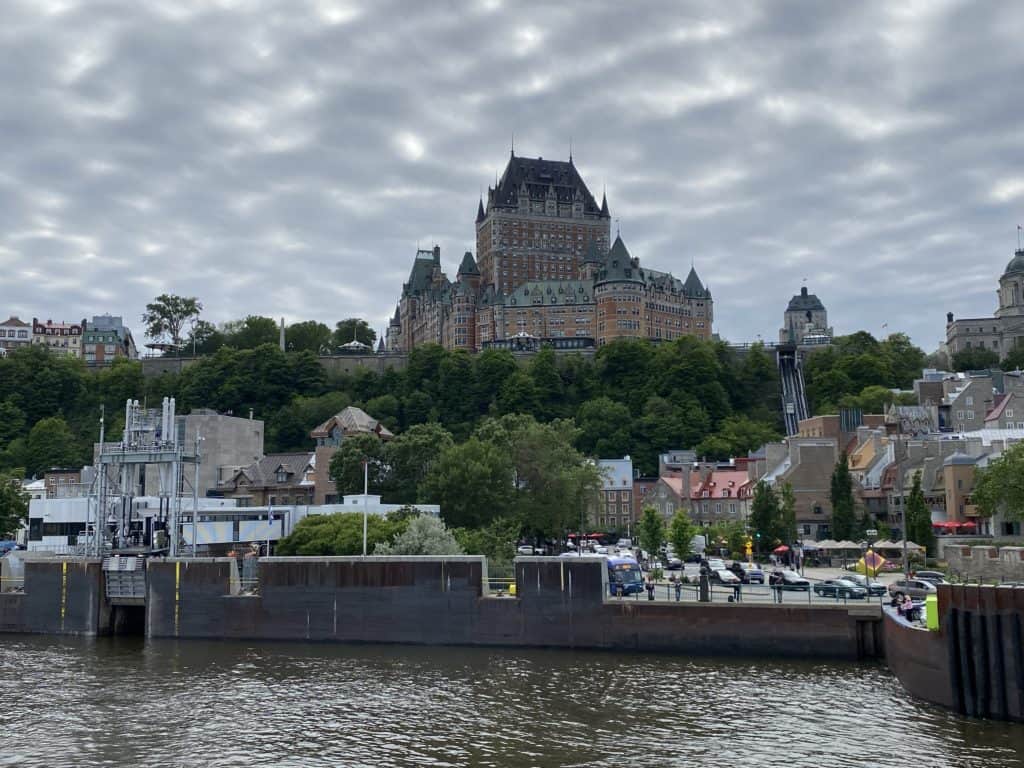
xmin=475 ymin=152 xmax=610 ymax=296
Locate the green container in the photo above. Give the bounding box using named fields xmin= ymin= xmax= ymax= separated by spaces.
xmin=925 ymin=593 xmax=939 ymax=631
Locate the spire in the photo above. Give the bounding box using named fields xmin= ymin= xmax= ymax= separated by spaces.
xmin=476 ymin=197 xmax=486 ymax=223
xmin=457 ymin=251 xmax=480 ymax=277
xmin=683 ymin=266 xmax=707 ymax=298
xmin=600 ymin=189 xmax=610 ymax=218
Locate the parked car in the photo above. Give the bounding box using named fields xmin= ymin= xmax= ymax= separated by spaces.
xmin=729 ymin=561 xmax=765 ymax=583
xmin=711 ymin=569 xmax=742 ymax=586
xmin=843 ymin=573 xmax=887 ymax=596
xmin=813 ymin=579 xmax=868 ymax=599
xmin=707 ymin=559 xmax=726 ymax=572
xmin=666 ymin=557 xmax=683 ymax=570
xmin=594 ymin=545 xmax=609 ymax=555
xmin=914 ymin=571 xmax=948 ymax=585
xmin=779 ymin=571 xmax=811 ymax=591
xmin=888 ymin=578 xmax=938 ymax=600
xmin=0 ymin=540 xmax=17 ymax=555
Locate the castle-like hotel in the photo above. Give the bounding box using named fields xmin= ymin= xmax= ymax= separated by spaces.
xmin=386 ymin=152 xmax=713 ymax=353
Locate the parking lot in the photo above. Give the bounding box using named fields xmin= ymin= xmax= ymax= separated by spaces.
xmin=611 ymin=565 xmax=902 ymax=607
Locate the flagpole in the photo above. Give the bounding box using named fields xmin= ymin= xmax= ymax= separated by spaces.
xmin=362 ymin=459 xmax=368 ymax=556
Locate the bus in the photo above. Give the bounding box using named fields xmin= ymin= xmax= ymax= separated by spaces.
xmin=606 ymin=556 xmax=643 ymax=596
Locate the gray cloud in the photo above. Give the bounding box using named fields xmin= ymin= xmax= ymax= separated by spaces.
xmin=1 ymin=0 xmax=1023 ymax=351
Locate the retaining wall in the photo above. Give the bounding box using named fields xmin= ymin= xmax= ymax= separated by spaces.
xmin=885 ymin=584 xmax=1024 ymax=722
xmin=944 ymin=546 xmax=1024 ymax=582
xmin=144 ymin=556 xmax=882 ymax=660
xmin=0 ymin=559 xmax=107 ymax=636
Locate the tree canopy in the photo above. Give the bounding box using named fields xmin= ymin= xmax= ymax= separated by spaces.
xmin=0 ymin=475 xmax=28 ymax=538
xmin=141 ymin=294 xmax=202 ymax=347
xmin=973 ymin=442 xmax=1024 ymax=522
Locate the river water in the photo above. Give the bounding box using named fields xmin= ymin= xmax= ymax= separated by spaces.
xmin=1 ymin=636 xmax=1022 ymax=768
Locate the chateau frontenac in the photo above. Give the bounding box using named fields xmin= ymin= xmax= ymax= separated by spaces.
xmin=386 ymin=152 xmax=713 ymax=353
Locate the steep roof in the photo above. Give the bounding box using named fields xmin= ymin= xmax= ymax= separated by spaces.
xmin=501 ymin=279 xmax=592 ymax=307
xmin=682 ymin=267 xmax=709 ymax=298
xmin=787 ymin=286 xmax=825 ymax=312
xmin=310 ymin=406 xmax=395 ymax=441
xmin=402 ymin=248 xmax=444 ymax=297
xmin=490 ymin=154 xmax=600 ymax=214
xmin=594 ymin=235 xmax=644 ymax=285
xmin=231 ymin=452 xmax=315 ymax=488
xmin=476 ymin=198 xmax=486 ymax=224
xmin=457 ymin=251 xmax=480 ymax=277
xmin=582 ymin=239 xmax=604 ymax=265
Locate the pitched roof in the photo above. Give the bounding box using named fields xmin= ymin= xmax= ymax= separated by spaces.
xmin=595 ymin=235 xmax=645 ymax=285
xmin=310 ymin=406 xmax=395 ymax=441
xmin=476 ymin=198 xmax=486 ymax=224
xmin=490 ymin=154 xmax=600 ymax=214
xmin=501 ymin=279 xmax=592 ymax=308
xmin=402 ymin=248 xmax=445 ymax=297
xmin=231 ymin=452 xmax=315 ymax=488
xmin=457 ymin=251 xmax=480 ymax=276
xmin=682 ymin=267 xmax=709 ymax=298
xmin=787 ymin=286 xmax=825 ymax=312
xmin=1 ymin=316 xmax=30 ymax=327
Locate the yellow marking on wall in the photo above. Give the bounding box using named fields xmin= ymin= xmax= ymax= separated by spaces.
xmin=60 ymin=561 xmax=68 ymax=631
xmin=174 ymin=561 xmax=181 ymax=637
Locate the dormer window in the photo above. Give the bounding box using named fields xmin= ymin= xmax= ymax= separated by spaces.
xmin=276 ymin=469 xmax=288 ymax=483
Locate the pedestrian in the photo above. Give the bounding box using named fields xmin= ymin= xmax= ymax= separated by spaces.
xmin=645 ymin=577 xmax=656 ymax=601
xmin=770 ymin=571 xmax=783 ymax=604
xmin=674 ymin=579 xmax=682 ymax=602
xmin=732 ymin=581 xmax=742 ymax=603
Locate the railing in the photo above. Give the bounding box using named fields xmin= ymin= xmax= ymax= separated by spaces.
xmin=1 ymin=577 xmax=24 ymax=593
xmin=485 ymin=577 xmax=515 ymax=596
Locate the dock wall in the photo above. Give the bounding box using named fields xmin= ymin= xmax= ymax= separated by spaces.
xmin=885 ymin=584 xmax=1024 ymax=723
xmin=143 ymin=556 xmax=882 ymax=660
xmin=0 ymin=559 xmax=107 ymax=636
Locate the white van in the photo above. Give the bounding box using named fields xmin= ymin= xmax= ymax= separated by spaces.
xmin=616 ymin=538 xmax=632 ymax=549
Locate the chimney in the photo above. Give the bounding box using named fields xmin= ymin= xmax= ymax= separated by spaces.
xmin=946 ymin=312 xmax=954 ymax=325
xmin=801 ymin=287 xmax=808 ymax=297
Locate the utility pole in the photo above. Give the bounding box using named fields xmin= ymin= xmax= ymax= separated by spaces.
xmin=362 ymin=459 xmax=369 ymax=556
xmin=895 ymin=420 xmax=908 ymax=576
xmin=192 ymin=433 xmax=202 ymax=557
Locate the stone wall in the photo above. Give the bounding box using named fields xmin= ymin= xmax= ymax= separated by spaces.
xmin=945 ymin=546 xmax=1024 ymax=582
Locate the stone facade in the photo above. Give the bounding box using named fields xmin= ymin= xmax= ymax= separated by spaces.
xmin=946 ymin=247 xmax=1024 ymax=358
xmin=780 ymin=286 xmax=832 ymax=346
xmin=83 ymin=315 xmax=137 ymax=366
xmin=0 ymin=316 xmax=32 ymax=352
xmin=387 ymin=153 xmax=713 ymax=353
xmin=32 ymin=317 xmax=86 ymax=357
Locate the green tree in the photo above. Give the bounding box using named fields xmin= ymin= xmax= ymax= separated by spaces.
xmin=421 ymin=437 xmax=514 ymax=529
xmin=0 ymin=475 xmax=29 ymax=537
xmin=265 ymin=391 xmax=350 ymax=452
xmin=286 ymin=320 xmax=332 ymax=353
xmin=637 ymin=507 xmax=664 ymax=559
xmin=904 ymin=471 xmax=936 ymax=555
xmin=529 ymin=347 xmax=565 ymax=421
xmin=332 ymin=318 xmax=376 ymax=349
xmin=26 ymin=417 xmax=82 ymax=476
xmin=387 ymin=423 xmax=454 ymax=504
xmin=779 ymin=482 xmax=797 ymax=545
xmin=1001 ymin=341 xmax=1024 ymax=371
xmin=951 ymin=347 xmax=1000 ymax=372
xmin=222 ymin=316 xmax=280 ymax=350
xmin=668 ymin=509 xmax=698 ymax=559
xmin=830 ymin=452 xmax=857 ymax=541
xmin=0 ymin=398 xmax=26 ymax=446
xmin=695 ymin=415 xmax=780 ymax=460
xmin=275 ymin=511 xmax=409 ymax=556
xmin=574 ymin=397 xmax=633 ymax=459
xmin=453 ymin=517 xmax=519 ymax=578
xmin=973 ymin=442 xmax=1024 ymax=522
xmin=374 ymin=514 xmax=464 ymax=555
xmin=328 ymin=433 xmax=388 ymax=496
xmin=184 ymin=319 xmax=224 ymax=355
xmin=141 ymin=294 xmax=202 ymax=348
xmin=749 ymin=481 xmax=780 ymax=554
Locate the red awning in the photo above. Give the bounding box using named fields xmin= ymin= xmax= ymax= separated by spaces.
xmin=773 ymin=544 xmax=790 ymax=554
xmin=958 ymin=521 xmax=977 ymax=529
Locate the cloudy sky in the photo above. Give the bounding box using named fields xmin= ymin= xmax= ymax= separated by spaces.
xmin=3 ymin=0 xmax=1023 ymax=351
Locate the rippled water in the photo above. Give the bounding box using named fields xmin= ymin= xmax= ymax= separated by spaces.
xmin=1 ymin=636 xmax=1023 ymax=768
